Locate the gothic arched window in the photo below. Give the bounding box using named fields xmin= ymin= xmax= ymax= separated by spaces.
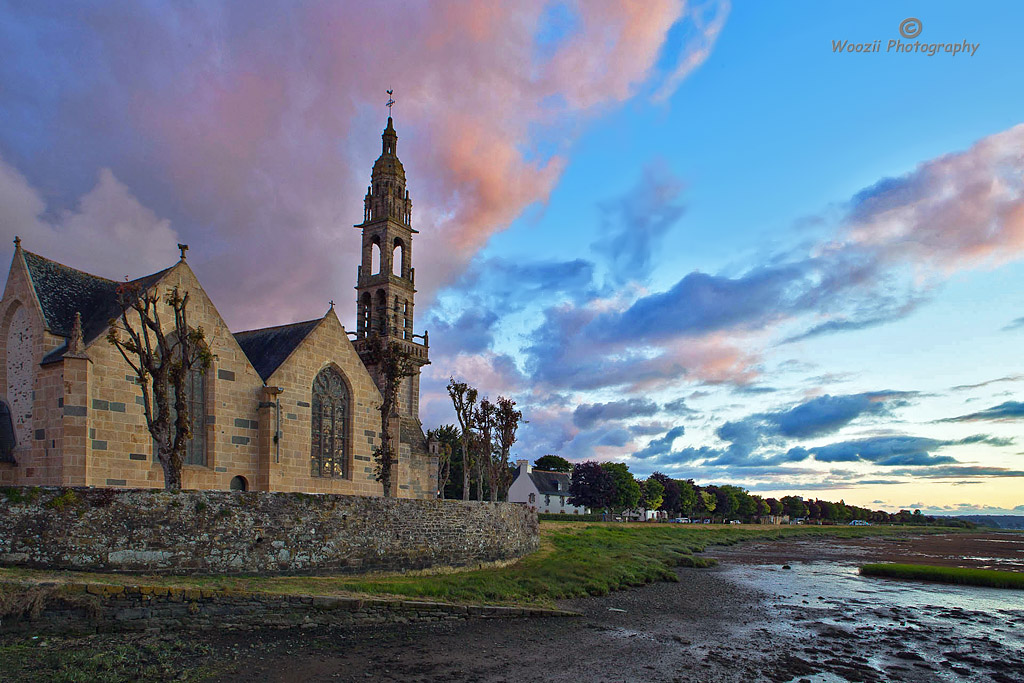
xmin=0 ymin=401 xmax=16 ymax=464
xmin=311 ymin=366 xmax=348 ymax=478
xmin=182 ymin=366 xmax=207 ymax=466
xmin=155 ymin=364 xmax=207 ymax=466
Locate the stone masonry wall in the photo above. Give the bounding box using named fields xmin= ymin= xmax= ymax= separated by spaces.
xmin=0 ymin=487 xmax=538 ymax=574
xmin=0 ymin=582 xmax=573 ymax=635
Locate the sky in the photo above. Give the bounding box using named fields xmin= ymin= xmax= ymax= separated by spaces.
xmin=1 ymin=1 xmax=1022 ymax=516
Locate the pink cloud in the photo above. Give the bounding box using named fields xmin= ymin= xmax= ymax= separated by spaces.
xmin=844 ymin=123 xmax=1024 ymax=273
xmin=90 ymin=1 xmax=723 ymax=330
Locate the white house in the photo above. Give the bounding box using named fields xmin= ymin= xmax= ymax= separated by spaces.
xmin=508 ymin=460 xmax=589 ymax=515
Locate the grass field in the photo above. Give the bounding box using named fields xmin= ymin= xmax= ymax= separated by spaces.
xmin=0 ymin=523 xmax=951 ymax=608
xmin=859 ymin=563 xmax=1024 ymax=590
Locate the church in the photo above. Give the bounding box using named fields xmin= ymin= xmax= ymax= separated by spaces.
xmin=0 ymin=117 xmax=438 ymax=499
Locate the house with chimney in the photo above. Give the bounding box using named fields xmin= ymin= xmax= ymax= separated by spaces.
xmin=508 ymin=459 xmax=589 ymax=515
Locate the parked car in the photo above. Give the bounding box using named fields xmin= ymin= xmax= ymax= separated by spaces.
xmin=728 ymin=520 xmax=742 ymax=524
xmin=848 ymin=519 xmax=870 ymax=526
xmin=701 ymin=519 xmax=711 ymax=524
xmin=669 ymin=517 xmax=691 ymax=524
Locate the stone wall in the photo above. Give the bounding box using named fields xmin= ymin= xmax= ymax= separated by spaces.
xmin=0 ymin=582 xmax=573 ymax=635
xmin=0 ymin=487 xmax=538 ymax=574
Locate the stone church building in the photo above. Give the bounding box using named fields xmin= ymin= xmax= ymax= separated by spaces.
xmin=0 ymin=118 xmax=437 ymax=498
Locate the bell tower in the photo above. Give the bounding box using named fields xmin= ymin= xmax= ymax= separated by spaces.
xmin=353 ymin=115 xmax=429 ymax=418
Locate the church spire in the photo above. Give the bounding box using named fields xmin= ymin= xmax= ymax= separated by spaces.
xmin=382 ymin=117 xmax=397 ymax=157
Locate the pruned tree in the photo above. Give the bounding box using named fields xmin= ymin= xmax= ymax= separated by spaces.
xmin=428 ymin=424 xmax=459 ymax=498
xmin=107 ymin=284 xmax=212 ymax=490
xmin=474 ymin=398 xmax=495 ymax=501
xmin=366 ymin=336 xmax=416 ymax=497
xmin=447 ymin=379 xmax=478 ymax=501
xmin=493 ymin=396 xmax=522 ymax=502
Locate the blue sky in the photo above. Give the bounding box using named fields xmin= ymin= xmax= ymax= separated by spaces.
xmin=1 ymin=1 xmax=1021 ymax=514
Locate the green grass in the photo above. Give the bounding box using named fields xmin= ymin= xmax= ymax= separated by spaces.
xmin=859 ymin=563 xmax=1024 ymax=589
xmin=0 ymin=523 xmax=952 ymax=609
xmin=0 ymin=636 xmax=221 ymax=682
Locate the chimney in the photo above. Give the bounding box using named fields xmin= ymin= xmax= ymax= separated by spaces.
xmin=516 ymin=459 xmax=530 ymax=474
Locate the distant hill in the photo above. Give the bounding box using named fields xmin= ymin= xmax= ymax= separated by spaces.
xmin=950 ymin=515 xmax=1024 ymax=530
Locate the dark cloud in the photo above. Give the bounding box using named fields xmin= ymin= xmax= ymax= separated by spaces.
xmin=804 ymin=434 xmax=1008 ymax=467
xmin=629 ymin=391 xmax=915 ymax=469
xmin=632 ymin=425 xmax=686 ymax=460
xmin=1002 ymin=316 xmax=1024 ymax=331
xmin=573 ymin=398 xmax=659 ymax=429
xmin=629 ymin=423 xmax=673 ymax=436
xmin=941 ymin=401 xmax=1024 ymax=422
xmin=426 ymin=309 xmax=500 ymax=356
xmin=887 ymin=465 xmax=1024 ymax=479
xmin=590 ymin=161 xmax=685 ymax=284
xmin=770 ymin=392 xmax=912 ymax=438
xmin=662 ymin=397 xmax=695 ymax=415
xmin=950 ymin=375 xmax=1024 ymax=391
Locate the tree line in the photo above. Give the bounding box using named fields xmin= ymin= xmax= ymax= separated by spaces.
xmin=557 ymin=459 xmax=973 ymax=527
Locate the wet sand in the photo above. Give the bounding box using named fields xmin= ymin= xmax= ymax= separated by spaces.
xmin=211 ymin=532 xmax=1024 ymax=682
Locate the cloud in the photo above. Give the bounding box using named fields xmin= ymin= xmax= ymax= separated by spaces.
xmin=888 ymin=466 xmax=1024 ymax=479
xmin=632 ymin=425 xmax=686 ymax=460
xmin=842 ymin=123 xmax=1024 ymax=272
xmin=941 ymin=401 xmax=1024 ymax=422
xmin=0 ymin=1 xmax=724 ymax=331
xmin=950 ymin=375 xmax=1024 ymax=391
xmin=573 ymin=398 xmax=659 ymax=429
xmin=1003 ymin=316 xmax=1024 ymax=331
xmin=663 ymin=397 xmax=695 ymax=415
xmin=638 ymin=391 xmax=912 ymax=467
xmin=525 ymin=122 xmax=1024 ymax=393
xmin=591 ymin=161 xmax=686 ymax=284
xmin=0 ymin=158 xmax=180 ymax=278
xmin=805 ymin=435 xmax=1007 ymax=467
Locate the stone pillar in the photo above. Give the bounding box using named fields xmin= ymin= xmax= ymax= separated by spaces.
xmin=256 ymin=385 xmax=283 ymax=491
xmin=61 ymin=356 xmax=90 ymax=486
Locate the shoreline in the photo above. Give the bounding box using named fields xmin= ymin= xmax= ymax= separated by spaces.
xmin=2 ymin=531 xmax=1021 ymax=682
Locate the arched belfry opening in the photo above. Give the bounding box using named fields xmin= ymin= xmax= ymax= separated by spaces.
xmin=371 ymin=237 xmax=382 ymax=275
xmin=392 ymin=238 xmax=404 ymax=277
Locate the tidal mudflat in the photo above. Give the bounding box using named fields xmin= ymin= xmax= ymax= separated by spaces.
xmin=711 ymin=532 xmax=1024 ymax=682
xmin=4 ymin=532 xmax=1020 ymax=682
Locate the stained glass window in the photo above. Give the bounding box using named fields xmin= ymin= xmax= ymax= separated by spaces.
xmin=153 ymin=366 xmax=206 ymax=466
xmin=311 ymin=366 xmax=348 ymax=478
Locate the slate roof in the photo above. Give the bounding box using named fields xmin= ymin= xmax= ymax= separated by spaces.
xmin=233 ymin=319 xmax=321 ymax=382
xmin=21 ymin=251 xmax=171 ymax=365
xmin=528 ymin=470 xmax=571 ymax=496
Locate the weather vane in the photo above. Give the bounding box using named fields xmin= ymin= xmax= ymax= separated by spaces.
xmin=386 ymin=89 xmax=395 ymax=117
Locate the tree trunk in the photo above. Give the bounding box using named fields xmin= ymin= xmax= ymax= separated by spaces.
xmin=461 ymin=442 xmax=470 ymax=501
xmin=476 ymin=461 xmax=483 ymax=502
xmin=156 ymin=441 xmax=183 ymax=490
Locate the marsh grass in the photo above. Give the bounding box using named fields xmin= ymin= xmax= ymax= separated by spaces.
xmin=0 ymin=524 xmax=951 ymax=608
xmin=859 ymin=563 xmax=1024 ymax=589
xmin=0 ymin=637 xmax=220 ymax=682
